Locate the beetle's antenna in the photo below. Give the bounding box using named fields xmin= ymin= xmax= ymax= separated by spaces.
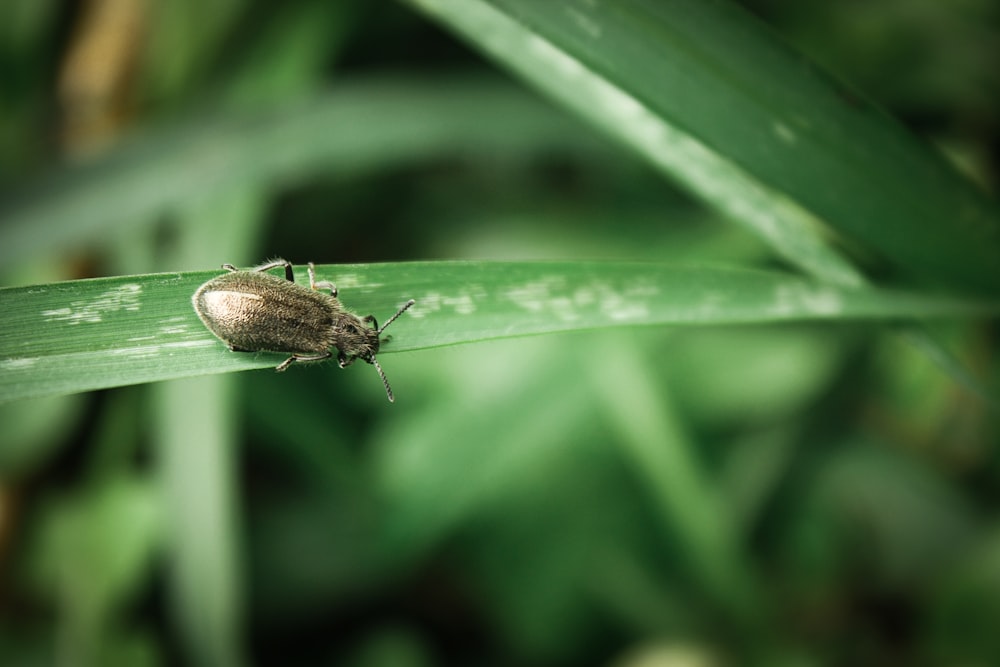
xmin=370 ymin=299 xmax=412 ymax=401
xmin=378 ymin=299 xmax=415 ymax=335
xmin=370 ymin=355 xmax=394 ymax=402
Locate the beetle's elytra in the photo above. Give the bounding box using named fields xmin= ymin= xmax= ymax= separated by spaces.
xmin=192 ymin=259 xmax=415 ymax=402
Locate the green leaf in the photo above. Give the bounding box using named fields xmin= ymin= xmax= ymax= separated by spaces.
xmin=1 ymin=261 xmax=996 ymax=403
xmin=404 ymin=0 xmax=1000 ymax=294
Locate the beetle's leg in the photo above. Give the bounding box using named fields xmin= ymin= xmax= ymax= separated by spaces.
xmin=307 ymin=262 xmax=338 ymax=297
xmin=275 ymin=351 xmax=332 ymax=372
xmin=361 ymin=314 xmax=378 ymax=330
xmin=222 ymin=263 xmax=238 ymax=272
xmin=337 ymin=351 xmax=357 ymax=368
xmin=252 ymin=259 xmax=295 ymax=282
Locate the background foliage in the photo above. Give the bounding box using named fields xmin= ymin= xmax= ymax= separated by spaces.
xmin=1 ymin=0 xmax=998 ymax=665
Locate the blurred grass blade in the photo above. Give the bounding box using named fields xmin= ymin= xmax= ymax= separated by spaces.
xmin=591 ymin=335 xmax=757 ymax=618
xmin=405 ymin=0 xmax=1000 ymax=294
xmin=0 ymin=77 xmax=602 ymax=265
xmin=2 ymin=261 xmax=997 ymax=403
xmin=155 ymin=375 xmax=245 ymax=667
xmin=897 ymin=325 xmax=999 ymax=410
xmin=150 ymin=188 xmax=259 ymax=667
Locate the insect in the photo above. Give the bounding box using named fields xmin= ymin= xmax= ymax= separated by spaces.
xmin=192 ymin=259 xmax=415 ymax=402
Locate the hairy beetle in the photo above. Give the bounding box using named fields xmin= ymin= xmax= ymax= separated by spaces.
xmin=193 ymin=259 xmax=414 ymax=402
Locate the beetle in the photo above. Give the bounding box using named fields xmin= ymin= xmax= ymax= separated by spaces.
xmin=192 ymin=259 xmax=415 ymax=402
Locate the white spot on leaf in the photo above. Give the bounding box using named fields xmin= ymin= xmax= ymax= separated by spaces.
xmin=41 ymin=284 xmax=142 ymax=325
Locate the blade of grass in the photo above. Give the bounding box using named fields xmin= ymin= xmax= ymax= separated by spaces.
xmin=0 ymin=76 xmax=605 ymax=266
xmin=404 ymin=0 xmax=1000 ymax=294
xmin=150 ymin=188 xmax=262 ymax=667
xmin=590 ymin=333 xmax=758 ymax=621
xmin=154 ymin=375 xmax=244 ymax=667
xmin=1 ymin=261 xmax=997 ymax=404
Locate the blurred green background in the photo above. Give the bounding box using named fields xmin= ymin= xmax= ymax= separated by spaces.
xmin=1 ymin=0 xmax=999 ymax=665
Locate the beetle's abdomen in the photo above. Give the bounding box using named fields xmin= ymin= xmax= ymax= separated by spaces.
xmin=193 ymin=272 xmax=339 ymax=354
